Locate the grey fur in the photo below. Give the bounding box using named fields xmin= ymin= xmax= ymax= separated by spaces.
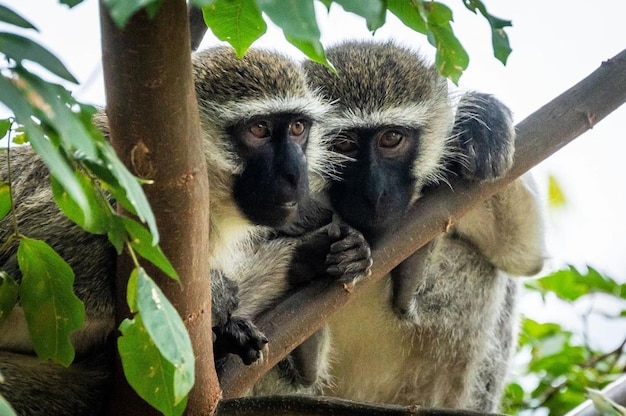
xmin=0 ymin=46 xmax=333 ymax=415
xmin=245 ymin=41 xmax=545 ymax=412
xmin=308 ymin=42 xmax=545 ymax=411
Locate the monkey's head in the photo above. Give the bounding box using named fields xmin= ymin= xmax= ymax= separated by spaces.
xmin=304 ymin=41 xmax=454 ymax=242
xmin=193 ymin=47 xmax=332 ymax=228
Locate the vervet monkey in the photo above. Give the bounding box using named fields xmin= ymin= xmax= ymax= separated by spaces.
xmin=0 ymin=46 xmax=344 ymax=415
xmin=304 ymin=41 xmax=545 ymax=412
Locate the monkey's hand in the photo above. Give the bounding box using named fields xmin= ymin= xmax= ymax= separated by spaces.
xmin=213 ymin=316 xmax=268 ymax=365
xmin=211 ymin=270 xmax=268 ymax=365
xmin=325 ymin=217 xmax=373 ymax=284
xmin=452 ymin=92 xmax=515 ymax=182
xmin=288 ymin=218 xmax=372 ymax=286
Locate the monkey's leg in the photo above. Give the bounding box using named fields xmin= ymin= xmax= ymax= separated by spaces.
xmin=277 ymin=328 xmax=329 ymax=388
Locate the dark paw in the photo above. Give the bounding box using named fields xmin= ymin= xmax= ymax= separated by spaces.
xmin=452 ymin=92 xmax=515 ymax=181
xmin=213 ymin=316 xmax=268 ymax=365
xmin=325 ymin=221 xmax=373 ymax=283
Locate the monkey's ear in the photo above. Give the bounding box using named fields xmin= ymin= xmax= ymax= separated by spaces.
xmin=451 ymin=92 xmax=515 ymax=182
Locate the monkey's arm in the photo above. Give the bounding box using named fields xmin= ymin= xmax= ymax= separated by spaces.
xmin=453 ymin=174 xmax=545 ymax=276
xmin=449 ymin=92 xmax=545 ymax=276
xmin=229 ymin=216 xmax=372 ymax=392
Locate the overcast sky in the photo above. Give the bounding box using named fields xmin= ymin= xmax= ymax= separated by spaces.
xmin=2 ymin=0 xmax=625 ymax=349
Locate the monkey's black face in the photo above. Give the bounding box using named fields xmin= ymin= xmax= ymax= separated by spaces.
xmin=328 ymin=127 xmax=420 ymax=245
xmin=232 ymin=114 xmax=311 ymax=227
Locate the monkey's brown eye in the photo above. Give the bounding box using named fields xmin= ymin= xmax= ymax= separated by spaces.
xmin=379 ymin=131 xmax=403 ymax=148
xmin=289 ymin=120 xmax=307 ymax=136
xmin=250 ymin=122 xmax=270 ymax=139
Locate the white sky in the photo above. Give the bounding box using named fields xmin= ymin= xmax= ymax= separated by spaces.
xmin=2 ymin=0 xmax=626 ymax=349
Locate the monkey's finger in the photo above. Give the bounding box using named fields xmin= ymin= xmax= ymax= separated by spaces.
xmin=327 ymin=213 xmax=342 ymax=239
xmin=329 ymin=231 xmax=369 ymax=254
xmin=325 ymin=245 xmax=371 ymax=267
xmin=326 ymin=258 xmax=372 ymax=279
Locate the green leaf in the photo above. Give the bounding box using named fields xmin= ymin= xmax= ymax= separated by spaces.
xmin=0 ymin=271 xmax=19 ymax=326
xmin=530 ymin=344 xmax=587 ymax=376
xmin=0 ymin=181 xmax=11 ymax=221
xmin=14 ymin=68 xmax=98 ymax=160
xmin=258 ymin=0 xmax=333 ymax=68
xmin=127 ymin=268 xmax=139 ymax=314
xmin=202 ymin=0 xmax=267 ymax=58
xmin=118 ymin=316 xmax=188 ymax=416
xmin=51 ymin=173 xmax=111 ymax=235
xmin=0 ymin=119 xmax=10 ymax=140
xmin=107 ymin=215 xmax=127 ymax=254
xmin=103 ymin=0 xmax=164 ymax=27
xmin=387 ymin=0 xmax=427 ymax=34
xmin=490 ymin=23 xmax=512 ymax=65
xmin=531 ymin=265 xmax=625 ymax=302
xmin=285 ymin=35 xmax=330 ymax=68
xmin=59 ymin=0 xmax=85 ymax=7
xmin=424 ymin=3 xmax=469 ymax=84
xmin=333 ymin=0 xmax=386 ymax=31
xmin=548 ymin=174 xmax=567 ymax=208
xmin=0 ymin=32 xmax=77 ymax=84
xmin=519 ymin=317 xmax=563 ymax=346
xmin=17 ymin=238 xmax=85 ymax=366
xmin=11 ymin=132 xmax=27 ymax=145
xmin=190 ymin=0 xmax=217 ymax=6
xmin=318 ymin=0 xmax=332 ymax=10
xmin=0 ymin=393 xmax=17 ymax=416
xmin=503 ymin=382 xmax=525 ymax=408
xmin=97 ymin=143 xmax=159 ymax=245
xmin=461 ymin=0 xmax=512 ymax=64
xmin=122 ymin=218 xmax=177 ymax=280
xmin=135 ymin=269 xmax=194 ymax=402
xmin=0 ymin=74 xmax=91 ymax=227
xmin=0 ymin=5 xmax=37 ymax=30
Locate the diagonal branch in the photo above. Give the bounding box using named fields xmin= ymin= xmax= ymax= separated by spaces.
xmin=218 ymin=49 xmax=626 ymax=397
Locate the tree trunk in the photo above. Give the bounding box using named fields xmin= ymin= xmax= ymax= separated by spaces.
xmin=99 ymin=0 xmax=218 ymax=414
xmin=217 ymin=49 xmax=626 ymax=397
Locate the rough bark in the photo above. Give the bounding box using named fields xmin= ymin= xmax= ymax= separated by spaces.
xmin=100 ymin=0 xmax=218 ymax=415
xmin=218 ymin=49 xmax=626 ymax=397
xmin=217 ymin=396 xmax=505 ymax=416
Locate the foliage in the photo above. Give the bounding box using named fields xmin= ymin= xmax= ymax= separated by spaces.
xmin=0 ymin=7 xmax=191 ymax=416
xmin=193 ymin=0 xmax=512 ymax=83
xmin=100 ymin=0 xmax=511 ymax=83
xmin=503 ymin=265 xmax=626 ymax=415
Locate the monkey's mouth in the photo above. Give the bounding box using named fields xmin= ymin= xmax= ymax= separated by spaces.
xmin=276 ymin=201 xmax=297 ymax=209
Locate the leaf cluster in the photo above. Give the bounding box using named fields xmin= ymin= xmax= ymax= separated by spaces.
xmin=0 ymin=6 xmax=193 ymax=416
xmin=102 ymin=0 xmax=512 ymax=83
xmin=503 ymin=266 xmax=626 ymax=415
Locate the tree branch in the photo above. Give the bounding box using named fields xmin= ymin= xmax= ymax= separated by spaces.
xmin=188 ymin=4 xmax=208 ymax=51
xmin=217 ymin=396 xmax=506 ymax=416
xmin=99 ymin=0 xmax=218 ymax=414
xmin=218 ymin=49 xmax=626 ymax=397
